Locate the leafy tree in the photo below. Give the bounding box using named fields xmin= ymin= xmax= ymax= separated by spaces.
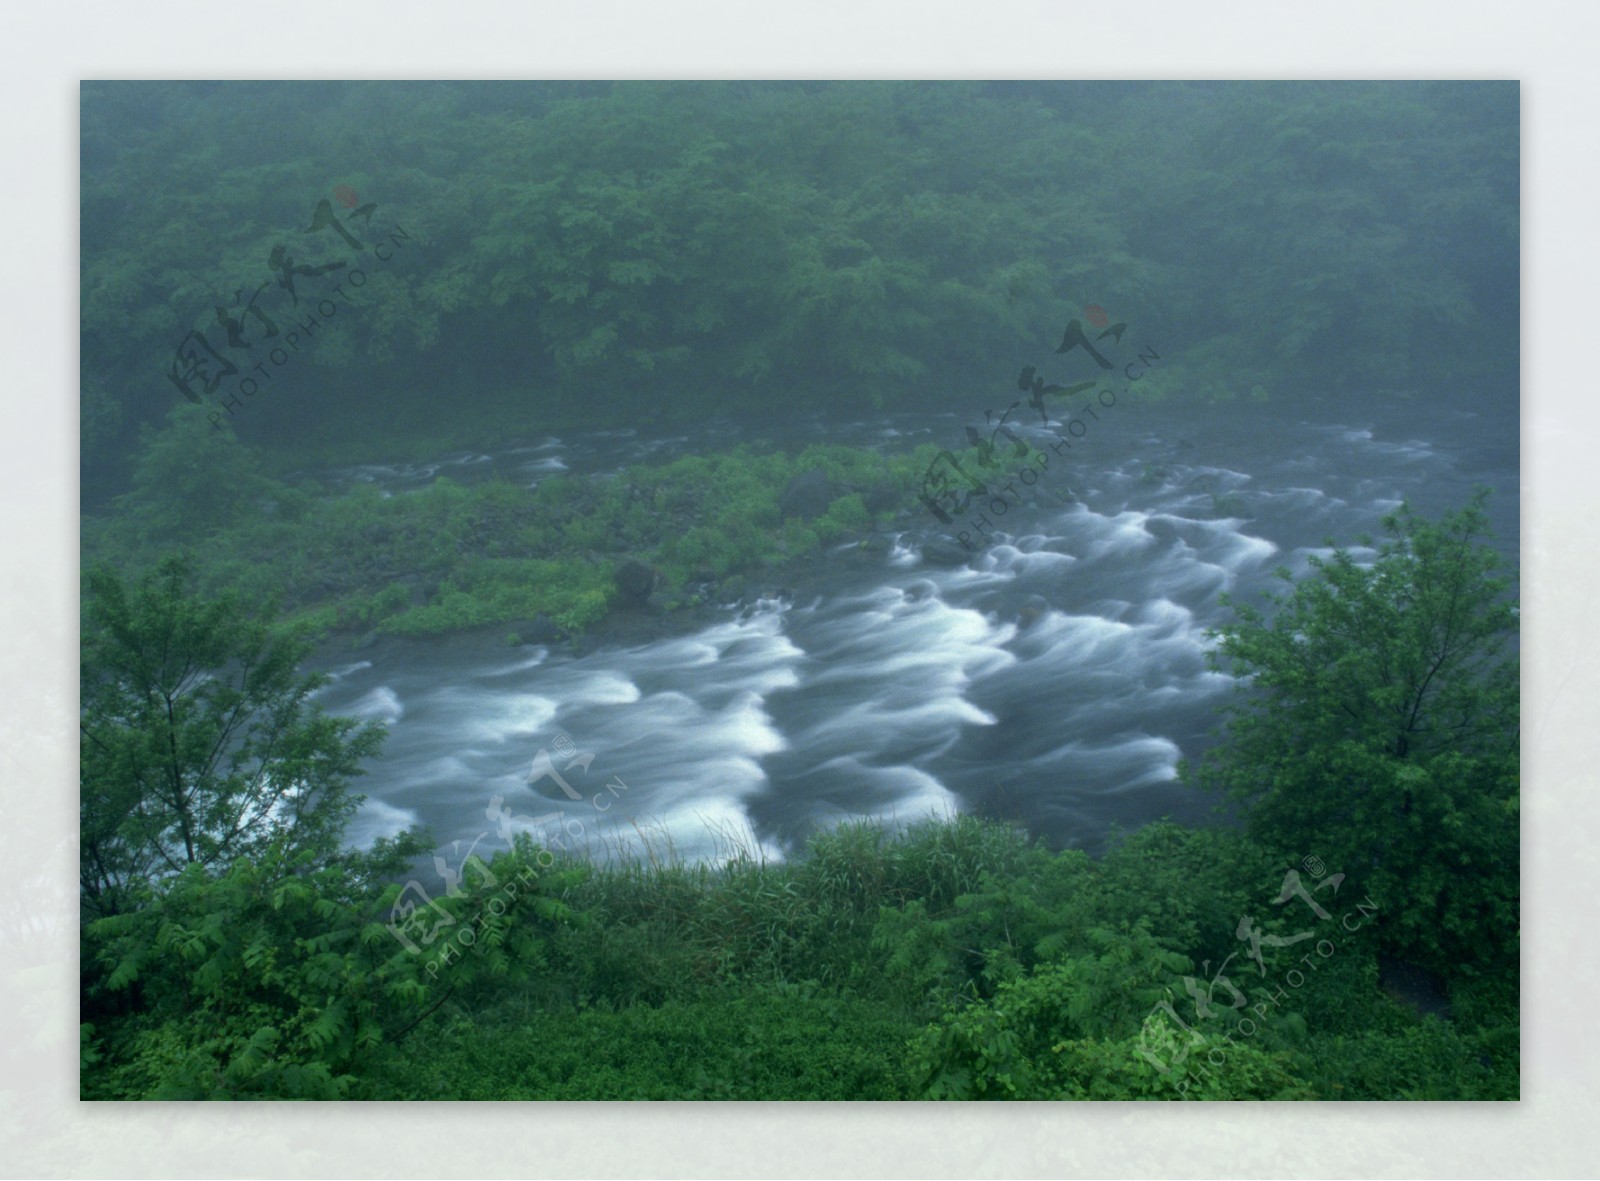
xmin=84 ymin=837 xmax=580 ymax=1099
xmin=115 ymin=405 xmax=280 ymax=539
xmin=80 ymin=555 xmax=383 ymax=917
xmin=1189 ymin=491 xmax=1518 ymax=972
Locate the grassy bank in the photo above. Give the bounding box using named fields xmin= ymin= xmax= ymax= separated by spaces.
xmin=83 ymin=417 xmax=985 ymax=647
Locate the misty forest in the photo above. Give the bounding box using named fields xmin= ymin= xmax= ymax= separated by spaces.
xmin=79 ymin=81 xmax=1519 ymax=1100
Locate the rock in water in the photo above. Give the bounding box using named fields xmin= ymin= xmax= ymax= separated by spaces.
xmin=1144 ymin=517 xmax=1183 ymax=547
xmin=613 ymin=559 xmax=655 ymax=607
xmin=778 ymin=469 xmax=833 ymax=521
xmin=864 ymin=482 xmax=899 ymax=514
xmin=509 ymin=614 xmax=560 ymax=644
xmin=1015 ymin=593 xmax=1051 ymax=630
xmin=920 ymin=538 xmax=972 ymax=567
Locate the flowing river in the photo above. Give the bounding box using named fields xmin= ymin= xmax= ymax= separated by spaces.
xmin=305 ymin=384 xmax=1519 ymax=874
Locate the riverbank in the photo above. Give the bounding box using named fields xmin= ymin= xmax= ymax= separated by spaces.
xmin=84 ymin=435 xmax=978 ymax=659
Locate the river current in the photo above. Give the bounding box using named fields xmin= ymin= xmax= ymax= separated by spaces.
xmin=306 ymin=385 xmax=1519 ymax=872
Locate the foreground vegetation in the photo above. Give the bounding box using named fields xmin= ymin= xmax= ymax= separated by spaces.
xmin=80 ymin=496 xmax=1519 ymax=1100
xmin=80 ymin=813 xmax=1518 ymax=1101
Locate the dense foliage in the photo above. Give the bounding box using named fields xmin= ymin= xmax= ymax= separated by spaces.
xmin=80 ymin=556 xmax=382 ymax=918
xmin=82 ymin=81 xmax=1516 ymax=502
xmin=83 ymin=815 xmax=1517 ymax=1101
xmin=1192 ymin=491 xmax=1520 ymax=976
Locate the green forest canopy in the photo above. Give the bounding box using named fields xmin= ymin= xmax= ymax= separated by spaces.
xmin=81 ymin=81 xmax=1517 ymax=500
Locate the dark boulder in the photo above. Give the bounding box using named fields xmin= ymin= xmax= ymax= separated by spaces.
xmin=613 ymin=559 xmax=656 ymax=607
xmin=863 ymin=482 xmax=899 ymax=515
xmin=1144 ymin=517 xmax=1184 ymax=547
xmin=510 ymin=614 xmax=561 ymax=645
xmin=778 ymin=469 xmax=833 ymax=521
xmin=920 ymin=538 xmax=973 ymax=567
xmin=1015 ymin=593 xmax=1051 ymax=630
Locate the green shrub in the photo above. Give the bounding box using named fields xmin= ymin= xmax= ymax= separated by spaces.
xmin=382 ymin=557 xmax=613 ymax=636
xmin=816 ymin=492 xmax=870 ymax=541
xmin=84 ymin=836 xmax=580 ymax=1099
xmin=369 ymin=986 xmax=914 ymax=1100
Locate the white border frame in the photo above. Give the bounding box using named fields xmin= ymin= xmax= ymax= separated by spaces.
xmin=10 ymin=2 xmax=1590 ymax=1176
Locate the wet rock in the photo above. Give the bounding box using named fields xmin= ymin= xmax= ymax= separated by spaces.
xmin=613 ymin=559 xmax=656 ymax=607
xmin=1015 ymin=593 xmax=1051 ymax=630
xmin=920 ymin=538 xmax=972 ymax=567
xmin=863 ymin=483 xmax=899 ymax=514
xmin=778 ymin=468 xmax=833 ymax=521
xmin=1144 ymin=517 xmax=1184 ymax=547
xmin=509 ymin=614 xmax=561 ymax=645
